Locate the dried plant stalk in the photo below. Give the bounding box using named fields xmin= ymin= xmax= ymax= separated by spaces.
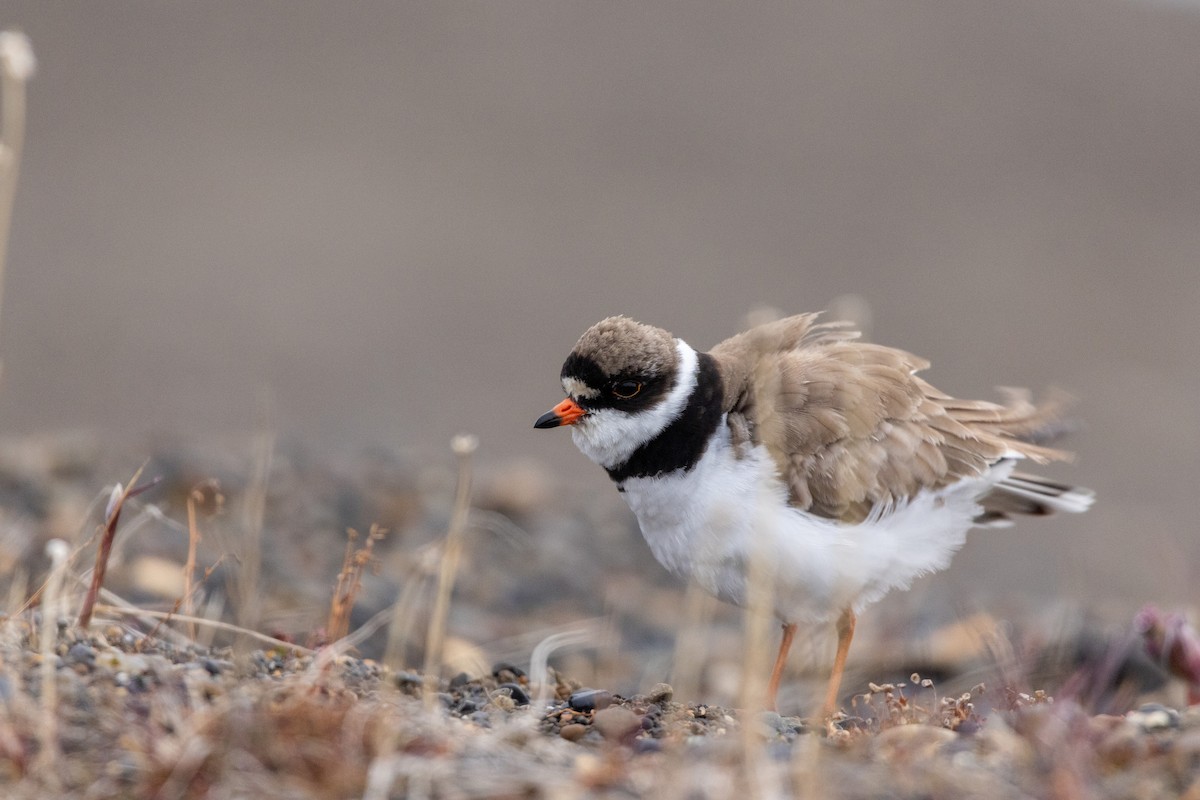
xmin=36 ymin=538 xmax=68 ymax=785
xmin=422 ymin=434 xmax=477 ymax=710
xmin=78 ymin=464 xmax=153 ymax=628
xmin=182 ymin=483 xmax=207 ymax=638
xmin=0 ymin=31 xmax=35 ymax=372
xmin=327 ymin=525 xmax=387 ymax=643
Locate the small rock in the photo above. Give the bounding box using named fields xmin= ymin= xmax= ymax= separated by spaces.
xmin=65 ymin=643 xmax=95 ymax=667
xmin=647 ymin=683 xmax=673 ymax=704
xmin=497 ymin=682 xmax=529 ymax=706
xmin=633 ymin=738 xmax=662 ymax=754
xmin=569 ymin=688 xmax=612 ymax=712
xmin=594 ymin=707 xmax=640 ymax=742
xmin=448 ymin=672 xmax=471 ymax=689
xmin=1128 ymin=703 xmax=1179 ymax=731
xmin=395 ymin=671 xmax=422 ymax=687
xmin=492 ymin=662 xmax=527 ymax=680
xmin=560 ymin=723 xmax=589 ymax=742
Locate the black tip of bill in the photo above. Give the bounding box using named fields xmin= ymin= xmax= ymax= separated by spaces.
xmin=533 ymin=411 xmax=562 ymax=429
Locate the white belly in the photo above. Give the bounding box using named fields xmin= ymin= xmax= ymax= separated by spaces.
xmin=618 ymin=422 xmax=1011 ymax=623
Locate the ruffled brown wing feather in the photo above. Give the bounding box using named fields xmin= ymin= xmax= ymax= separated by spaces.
xmin=709 ymin=314 xmax=1077 ymax=524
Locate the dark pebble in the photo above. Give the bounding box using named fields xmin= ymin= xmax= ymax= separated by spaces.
xmin=395 ymin=671 xmax=422 ymax=687
xmin=832 ymin=715 xmax=869 ymax=732
xmin=66 ymin=643 xmax=95 ymax=667
xmin=498 ymin=682 xmax=529 ymax=706
xmin=202 ymin=659 xmax=223 ymax=676
xmin=1130 ymin=703 xmax=1180 ymax=731
xmin=492 ymin=662 xmax=527 ymax=680
xmin=633 ymin=738 xmax=662 ymax=754
xmin=569 ymin=688 xmax=612 ymax=712
xmin=448 ymin=672 xmax=471 ymax=689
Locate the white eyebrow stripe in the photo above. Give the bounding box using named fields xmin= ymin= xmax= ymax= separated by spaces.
xmin=562 ymin=376 xmax=599 ymax=399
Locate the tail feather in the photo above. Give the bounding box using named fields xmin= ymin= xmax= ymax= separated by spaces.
xmin=978 ymin=470 xmax=1095 ymax=525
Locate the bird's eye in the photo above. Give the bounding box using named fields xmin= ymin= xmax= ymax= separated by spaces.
xmin=611 ymin=380 xmax=642 ymax=399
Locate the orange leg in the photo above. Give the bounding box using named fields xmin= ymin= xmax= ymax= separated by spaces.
xmin=766 ymin=622 xmax=797 ymax=711
xmin=822 ymin=608 xmax=856 ymax=716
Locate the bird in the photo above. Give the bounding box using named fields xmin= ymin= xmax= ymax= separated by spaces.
xmin=534 ymin=313 xmax=1095 ymax=715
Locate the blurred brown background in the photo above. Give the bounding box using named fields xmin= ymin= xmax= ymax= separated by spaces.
xmin=0 ymin=2 xmax=1196 ymax=647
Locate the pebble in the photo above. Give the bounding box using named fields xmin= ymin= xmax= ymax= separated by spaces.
xmin=492 ymin=662 xmax=527 ymax=681
xmin=569 ymin=688 xmax=612 ymax=712
xmin=559 ymin=723 xmax=589 ymax=742
xmin=65 ymin=643 xmax=95 ymax=667
xmin=1128 ymin=703 xmax=1180 ymax=731
xmin=647 ymin=683 xmax=673 ymax=704
xmin=497 ymin=682 xmax=529 ymax=706
xmin=394 ymin=671 xmax=422 ymax=688
xmin=633 ymin=738 xmax=662 ymax=754
xmin=593 ymin=707 xmax=640 ymax=742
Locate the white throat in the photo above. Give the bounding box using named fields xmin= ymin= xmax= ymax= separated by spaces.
xmin=570 ymin=339 xmax=699 ymax=471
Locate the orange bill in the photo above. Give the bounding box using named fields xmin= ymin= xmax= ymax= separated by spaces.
xmin=534 ymin=397 xmax=586 ymax=428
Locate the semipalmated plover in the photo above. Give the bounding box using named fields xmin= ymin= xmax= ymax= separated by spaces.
xmin=535 ymin=314 xmax=1093 ymax=714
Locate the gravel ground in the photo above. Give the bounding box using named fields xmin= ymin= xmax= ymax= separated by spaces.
xmin=0 ymin=625 xmax=1198 ymax=799
xmin=0 ymin=432 xmax=1197 ymax=798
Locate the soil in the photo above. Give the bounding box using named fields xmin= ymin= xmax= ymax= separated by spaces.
xmin=0 ymin=432 xmax=1196 ymax=799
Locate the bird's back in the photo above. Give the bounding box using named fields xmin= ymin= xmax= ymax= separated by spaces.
xmin=709 ymin=314 xmax=1090 ymax=524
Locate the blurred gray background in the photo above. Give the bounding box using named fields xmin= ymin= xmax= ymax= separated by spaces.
xmin=1 ymin=2 xmax=1197 ymax=621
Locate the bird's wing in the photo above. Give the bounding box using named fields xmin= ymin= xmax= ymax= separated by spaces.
xmin=709 ymin=314 xmax=1074 ymax=523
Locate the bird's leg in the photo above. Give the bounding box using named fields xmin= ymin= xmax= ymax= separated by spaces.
xmin=765 ymin=622 xmax=797 ymax=711
xmin=822 ymin=608 xmax=857 ymax=716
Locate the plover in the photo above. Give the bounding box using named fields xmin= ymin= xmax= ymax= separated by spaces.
xmin=535 ymin=314 xmax=1093 ymax=714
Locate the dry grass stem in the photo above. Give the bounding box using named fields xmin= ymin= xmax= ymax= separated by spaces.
xmin=422 ymin=434 xmax=477 ymax=710
xmin=0 ymin=30 xmax=35 ymax=373
xmin=36 ymin=538 xmax=68 ymax=785
xmin=77 ymin=464 xmax=156 ymax=628
xmin=94 ymin=602 xmax=315 ymax=655
xmin=182 ymin=481 xmax=221 ymax=638
xmin=382 ymin=557 xmax=434 ymax=669
xmin=235 ymin=426 xmax=274 ymax=633
xmin=529 ymin=623 xmax=603 ymax=709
